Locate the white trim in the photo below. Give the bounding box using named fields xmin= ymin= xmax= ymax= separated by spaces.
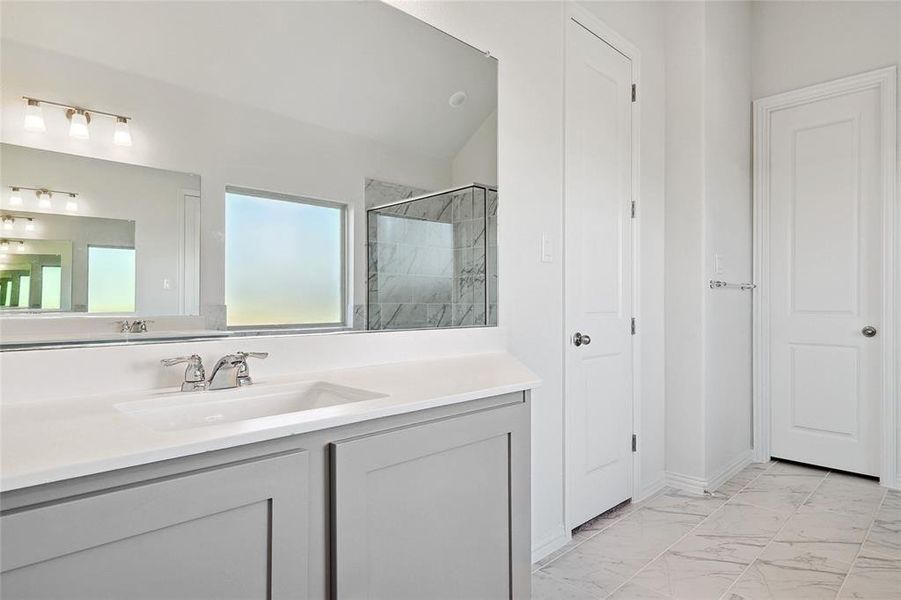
xmin=752 ymin=66 xmax=898 ymax=488
xmin=531 ymin=528 xmax=571 ymax=565
xmin=562 ymin=4 xmax=644 ymax=530
xmin=666 ymin=451 xmax=752 ymax=496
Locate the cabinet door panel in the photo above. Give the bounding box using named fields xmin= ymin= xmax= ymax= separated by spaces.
xmin=331 ymin=402 xmax=527 ymax=600
xmin=1 ymin=450 xmax=309 ymax=600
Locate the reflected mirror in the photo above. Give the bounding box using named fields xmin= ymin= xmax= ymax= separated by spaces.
xmin=0 ymin=1 xmax=498 ymax=348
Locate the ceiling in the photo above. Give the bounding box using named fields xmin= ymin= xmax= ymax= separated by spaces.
xmin=1 ymin=1 xmax=498 ymax=160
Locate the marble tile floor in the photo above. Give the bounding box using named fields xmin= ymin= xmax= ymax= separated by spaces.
xmin=533 ymin=461 xmax=901 ymax=599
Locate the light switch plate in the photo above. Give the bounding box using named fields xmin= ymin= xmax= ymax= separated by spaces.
xmin=540 ymin=233 xmax=553 ymax=263
xmin=714 ymin=253 xmax=725 ymax=274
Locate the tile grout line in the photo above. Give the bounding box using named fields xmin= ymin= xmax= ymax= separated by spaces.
xmin=601 ymin=461 xmax=780 ymax=600
xmin=833 ymin=484 xmax=888 ymax=599
xmin=717 ymin=468 xmax=834 ymax=600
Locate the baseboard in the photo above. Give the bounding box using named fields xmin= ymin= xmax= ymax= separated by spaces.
xmin=707 ymin=451 xmax=753 ymax=492
xmin=665 ymin=451 xmax=752 ymax=496
xmin=664 ymin=470 xmax=708 ymax=495
xmin=636 ymin=472 xmax=666 ymax=502
xmin=531 ymin=528 xmax=570 ymax=564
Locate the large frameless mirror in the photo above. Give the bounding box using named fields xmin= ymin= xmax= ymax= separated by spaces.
xmin=0 ymin=1 xmax=498 ymax=349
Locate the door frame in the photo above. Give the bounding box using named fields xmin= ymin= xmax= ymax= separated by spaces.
xmin=751 ymin=66 xmax=898 ymax=489
xmin=563 ymin=5 xmax=644 ymax=530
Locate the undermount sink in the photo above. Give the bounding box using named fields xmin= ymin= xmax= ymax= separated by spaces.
xmin=115 ymin=381 xmax=388 ymax=431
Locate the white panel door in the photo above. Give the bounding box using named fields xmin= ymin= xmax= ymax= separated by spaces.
xmin=564 ymin=19 xmax=633 ymax=529
xmin=768 ymin=85 xmax=883 ymax=476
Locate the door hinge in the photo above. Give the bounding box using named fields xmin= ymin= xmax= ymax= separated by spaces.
xmin=631 ymin=318 xmax=637 ymax=335
xmin=631 ymin=201 xmax=636 ymax=219
xmin=631 ymin=83 xmax=637 ymax=102
xmin=632 ymin=434 xmax=637 ymax=452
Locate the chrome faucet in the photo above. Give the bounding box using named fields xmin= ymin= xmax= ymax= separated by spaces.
xmin=208 ymin=352 xmax=269 ymax=390
xmin=161 ymin=354 xmax=208 ymax=392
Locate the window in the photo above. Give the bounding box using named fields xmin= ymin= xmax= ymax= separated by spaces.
xmin=88 ymin=246 xmax=136 ymax=313
xmin=40 ymin=266 xmax=61 ymax=310
xmin=17 ymin=275 xmax=30 ymax=307
xmin=225 ymin=188 xmax=345 ymax=328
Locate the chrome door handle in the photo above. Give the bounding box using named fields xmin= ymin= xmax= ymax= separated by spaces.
xmin=573 ymin=332 xmax=591 ymax=347
xmin=862 ymin=325 xmax=877 ymax=338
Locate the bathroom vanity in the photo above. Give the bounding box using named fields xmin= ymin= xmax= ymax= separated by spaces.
xmin=0 ymin=353 xmax=536 ymax=599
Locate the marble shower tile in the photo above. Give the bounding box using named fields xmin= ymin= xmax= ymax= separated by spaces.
xmin=426 ymin=303 xmax=452 ymax=328
xmin=728 ymin=559 xmax=846 ymax=599
xmin=838 ymin=554 xmax=901 ymax=599
xmin=411 ymin=276 xmax=452 ymax=304
xmin=375 ymin=274 xmax=413 ymax=303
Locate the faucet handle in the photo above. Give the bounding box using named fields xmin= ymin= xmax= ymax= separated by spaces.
xmin=161 ymin=354 xmax=207 ymax=392
xmin=161 ymin=354 xmax=203 ymax=368
xmin=237 ymin=351 xmax=269 ymax=360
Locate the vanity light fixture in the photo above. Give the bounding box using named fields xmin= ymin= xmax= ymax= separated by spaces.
xmin=9 ymin=188 xmax=23 ymax=206
xmin=65 ymin=193 xmax=79 ymax=211
xmin=25 ymin=218 xmax=35 ymax=232
xmin=113 ymin=117 xmax=132 ymax=147
xmin=37 ymin=191 xmax=52 ymax=209
xmin=23 ymin=99 xmax=46 ymax=132
xmin=68 ymin=109 xmax=90 ymax=140
xmin=22 ymin=97 xmax=132 ymax=146
xmin=2 ymin=216 xmax=14 ymax=231
xmin=17 ymin=241 xmax=25 ymax=253
xmin=0 ymin=240 xmax=8 ymax=252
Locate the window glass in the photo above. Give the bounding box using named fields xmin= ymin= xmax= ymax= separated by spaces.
xmin=226 ymin=189 xmax=344 ymax=327
xmin=88 ymin=246 xmax=136 ymax=313
xmin=41 ymin=266 xmax=61 ymax=310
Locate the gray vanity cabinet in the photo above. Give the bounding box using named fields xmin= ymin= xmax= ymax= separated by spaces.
xmin=0 ymin=450 xmax=310 ymax=600
xmin=331 ymin=401 xmax=531 ymax=600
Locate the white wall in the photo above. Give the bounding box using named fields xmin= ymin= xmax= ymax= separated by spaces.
xmin=663 ymin=1 xmax=753 ymax=488
xmin=751 ymin=0 xmax=901 ymax=485
xmin=451 ymin=110 xmax=498 ymax=187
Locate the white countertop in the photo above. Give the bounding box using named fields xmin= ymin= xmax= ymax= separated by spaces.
xmin=1 ymin=352 xmax=539 ymax=492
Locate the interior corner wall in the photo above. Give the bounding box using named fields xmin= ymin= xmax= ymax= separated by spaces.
xmin=664 ymin=1 xmax=708 ymax=484
xmin=664 ymin=1 xmax=753 ymax=488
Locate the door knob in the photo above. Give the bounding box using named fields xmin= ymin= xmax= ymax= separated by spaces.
xmin=862 ymin=325 xmax=877 ymax=338
xmin=573 ymin=332 xmax=591 ymax=347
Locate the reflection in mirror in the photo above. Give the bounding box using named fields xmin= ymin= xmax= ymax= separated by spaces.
xmin=1 ymin=1 xmax=496 ymax=348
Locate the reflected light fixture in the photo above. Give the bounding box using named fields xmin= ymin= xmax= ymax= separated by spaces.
xmin=68 ymin=109 xmax=90 ymax=140
xmin=0 ymin=240 xmax=8 ymax=253
xmin=23 ymin=99 xmax=46 ymax=132
xmin=114 ymin=117 xmax=132 ymax=146
xmin=9 ymin=187 xmax=23 ymax=206
xmin=65 ymin=193 xmax=79 ymax=211
xmin=37 ymin=190 xmax=52 ymax=209
xmin=17 ymin=241 xmax=25 ymax=253
xmin=2 ymin=217 xmax=14 ymax=231
xmin=25 ymin=218 xmax=35 ymax=232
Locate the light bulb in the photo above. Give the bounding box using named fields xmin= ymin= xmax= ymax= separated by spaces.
xmin=0 ymin=241 xmax=8 ymax=251
xmin=25 ymin=218 xmax=35 ymax=232
xmin=16 ymin=241 xmax=25 ymax=253
xmin=2 ymin=217 xmax=13 ymax=231
xmin=38 ymin=191 xmax=52 ymax=209
xmin=113 ymin=117 xmax=132 ymax=146
xmin=23 ymin=100 xmax=46 ymax=132
xmin=9 ymin=188 xmax=23 ymax=206
xmin=66 ymin=194 xmax=78 ymax=211
xmin=69 ymin=110 xmax=90 ymax=139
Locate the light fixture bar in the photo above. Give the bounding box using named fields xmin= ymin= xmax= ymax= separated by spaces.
xmin=21 ymin=96 xmax=130 ymax=122
xmin=8 ymin=185 xmax=78 ymax=197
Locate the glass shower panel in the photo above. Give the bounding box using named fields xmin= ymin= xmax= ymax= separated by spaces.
xmin=367 ymin=184 xmax=496 ymax=330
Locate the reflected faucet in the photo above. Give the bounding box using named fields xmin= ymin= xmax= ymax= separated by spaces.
xmin=208 ymin=352 xmax=269 ymax=390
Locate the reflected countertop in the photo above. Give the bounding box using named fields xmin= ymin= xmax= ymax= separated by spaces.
xmin=1 ymin=352 xmax=539 ymax=492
